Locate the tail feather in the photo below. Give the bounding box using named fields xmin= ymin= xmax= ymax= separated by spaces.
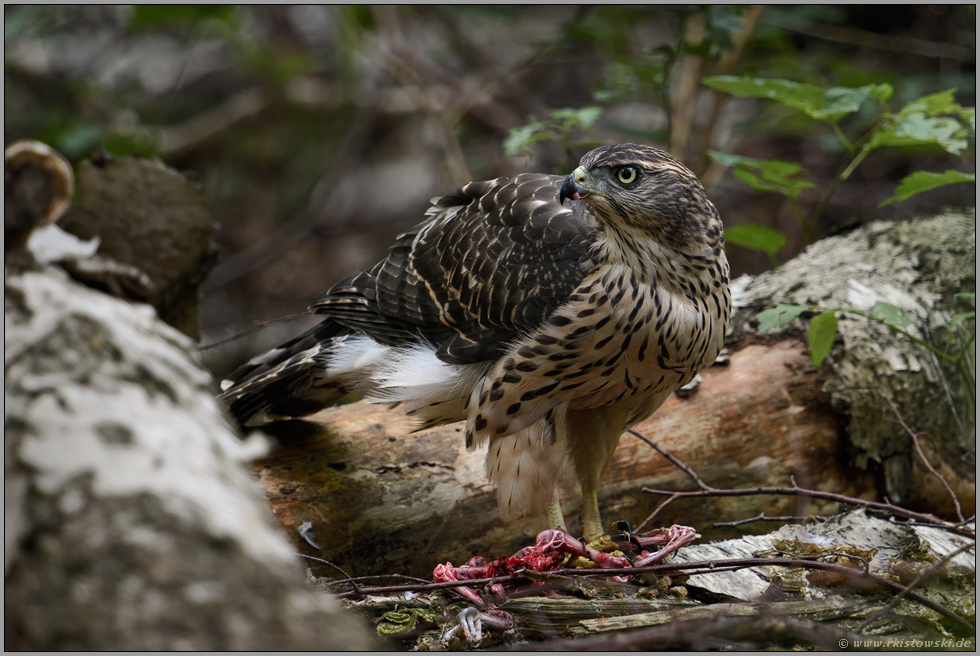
xmin=219 ymin=320 xmax=351 ymax=426
xmin=364 ymin=342 xmax=488 ymax=429
xmin=222 ymin=320 xmax=343 ymax=389
xmin=221 ymin=358 xmax=350 ymax=426
xmin=219 ymin=325 xmax=481 ymax=428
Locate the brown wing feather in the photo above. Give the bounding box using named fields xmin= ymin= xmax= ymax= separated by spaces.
xmin=310 ymin=173 xmax=598 ymax=364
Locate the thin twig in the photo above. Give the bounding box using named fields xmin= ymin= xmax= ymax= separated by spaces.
xmin=628 ymin=429 xmax=712 ymax=490
xmin=888 ymin=516 xmax=976 ymax=532
xmin=320 ymin=573 xmax=432 ymax=587
xmin=881 ymin=394 xmax=965 ymax=524
xmin=629 ymin=429 xmax=969 ymax=537
xmin=155 ymin=87 xmax=271 ymax=156
xmin=769 ymin=549 xmax=872 ymax=574
xmin=298 ymin=553 xmax=361 ymax=597
xmin=197 ymin=312 xmax=315 ymax=351
xmin=763 ymin=9 xmax=973 ymax=60
xmin=856 ymin=541 xmax=976 ymax=633
xmin=637 ymin=494 xmax=681 ymax=534
xmin=714 ymin=513 xmax=817 ymax=529
xmin=332 ymin=573 xmax=526 ymax=599
xmin=641 ymin=485 xmax=974 ymax=536
xmin=694 ymin=4 xmax=766 ymax=177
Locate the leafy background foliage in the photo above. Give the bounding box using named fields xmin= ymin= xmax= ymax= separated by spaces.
xmin=4 ymin=5 xmax=975 ymax=375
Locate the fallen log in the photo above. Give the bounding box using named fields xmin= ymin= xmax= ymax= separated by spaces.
xmin=254 ymin=210 xmax=975 ymax=580
xmin=4 ymin=146 xmax=378 ymax=650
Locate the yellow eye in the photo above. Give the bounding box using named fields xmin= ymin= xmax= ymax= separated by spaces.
xmin=616 ymin=166 xmax=637 ymax=184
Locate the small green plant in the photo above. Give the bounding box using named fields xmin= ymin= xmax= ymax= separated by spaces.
xmin=503 ymin=106 xmax=606 ymax=171
xmin=757 ymin=297 xmax=976 ymax=405
xmin=704 ymin=79 xmax=975 ymax=257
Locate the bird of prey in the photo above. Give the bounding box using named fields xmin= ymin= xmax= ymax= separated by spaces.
xmin=220 ymin=143 xmax=731 ymax=541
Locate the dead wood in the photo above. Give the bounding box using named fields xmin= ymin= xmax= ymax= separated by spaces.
xmin=4 ymin=147 xmax=378 ymax=650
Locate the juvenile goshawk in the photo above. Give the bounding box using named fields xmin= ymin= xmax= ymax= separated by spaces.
xmin=220 ymin=143 xmax=731 ymax=541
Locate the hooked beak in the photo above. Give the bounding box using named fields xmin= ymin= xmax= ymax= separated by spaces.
xmin=559 ymin=166 xmax=590 ymax=205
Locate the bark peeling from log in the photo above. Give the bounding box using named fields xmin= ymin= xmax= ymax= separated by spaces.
xmin=5 ymin=266 xmax=378 ymax=650
xmin=735 ymin=210 xmax=976 ymax=508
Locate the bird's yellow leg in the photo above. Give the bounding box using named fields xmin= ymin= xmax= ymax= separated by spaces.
xmin=581 ymin=488 xmax=604 ymax=543
xmin=545 ymin=487 xmax=567 ymax=531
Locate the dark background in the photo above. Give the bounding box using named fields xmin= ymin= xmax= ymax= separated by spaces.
xmin=5 ymin=5 xmax=974 ymax=376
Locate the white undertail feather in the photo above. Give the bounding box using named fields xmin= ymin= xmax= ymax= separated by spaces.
xmin=323 ymin=338 xmax=487 ymax=424
xmin=486 ymin=419 xmax=567 ymax=519
xmin=318 ymin=335 xmax=390 ymax=396
xmin=322 ymin=337 xmax=574 ymax=513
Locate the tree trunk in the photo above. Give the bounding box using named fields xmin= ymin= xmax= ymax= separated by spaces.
xmin=254 ymin=210 xmax=976 ymax=580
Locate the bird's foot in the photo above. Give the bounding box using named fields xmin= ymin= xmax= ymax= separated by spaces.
xmin=441 ymin=606 xmax=514 ymax=647
xmin=585 ymin=533 xmax=621 ymax=554
xmin=535 ymin=528 xmax=632 ymax=572
xmin=561 ymin=533 xmax=626 ymax=568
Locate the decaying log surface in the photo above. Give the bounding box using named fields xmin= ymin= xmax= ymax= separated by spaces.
xmin=4 ymin=149 xmax=378 ymax=650
xmin=254 ymin=210 xmax=975 ymax=580
xmin=734 ymin=209 xmax=976 ymax=508
xmin=60 ymin=155 xmax=220 ymax=340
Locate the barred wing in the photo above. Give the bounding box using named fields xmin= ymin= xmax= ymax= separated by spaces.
xmin=311 ymin=173 xmax=598 ymax=364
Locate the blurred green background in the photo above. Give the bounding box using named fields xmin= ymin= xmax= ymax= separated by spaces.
xmin=5 ymin=5 xmax=974 ymax=375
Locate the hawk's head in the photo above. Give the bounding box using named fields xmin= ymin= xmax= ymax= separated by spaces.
xmin=559 ymin=143 xmax=723 ymax=255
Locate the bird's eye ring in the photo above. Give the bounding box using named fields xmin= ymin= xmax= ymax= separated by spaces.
xmin=616 ymin=166 xmax=638 ymax=185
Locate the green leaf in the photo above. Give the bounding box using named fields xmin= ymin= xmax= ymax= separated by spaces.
xmin=504 ymin=106 xmax=604 ymax=157
xmin=960 ymin=107 xmax=975 ymax=132
xmin=808 ymin=311 xmax=838 ymax=366
xmin=818 ymin=85 xmax=889 ymax=120
xmin=56 ymin=125 xmax=105 ymax=159
xmin=756 ymin=304 xmax=808 ymax=333
xmin=869 ymin=302 xmax=916 ymax=329
xmin=550 ymin=106 xmax=604 ymax=130
xmin=706 ymin=150 xmax=748 ymax=168
xmin=130 ymin=5 xmax=238 ymax=31
xmin=898 ymin=89 xmax=961 ymax=116
xmin=950 ymin=312 xmax=975 ymax=330
xmin=867 ymin=83 xmax=895 ymax=104
xmin=870 ymin=113 xmax=970 ymax=155
xmin=878 ymin=170 xmax=976 ymax=207
xmin=724 ymin=223 xmax=788 ymax=258
xmin=869 ymin=89 xmax=974 ymax=156
xmin=702 ymin=76 xmax=889 ymax=123
xmin=954 ymin=292 xmax=976 ymax=301
xmin=503 ymin=121 xmax=549 ymax=158
xmin=708 ymin=151 xmax=815 ymax=200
